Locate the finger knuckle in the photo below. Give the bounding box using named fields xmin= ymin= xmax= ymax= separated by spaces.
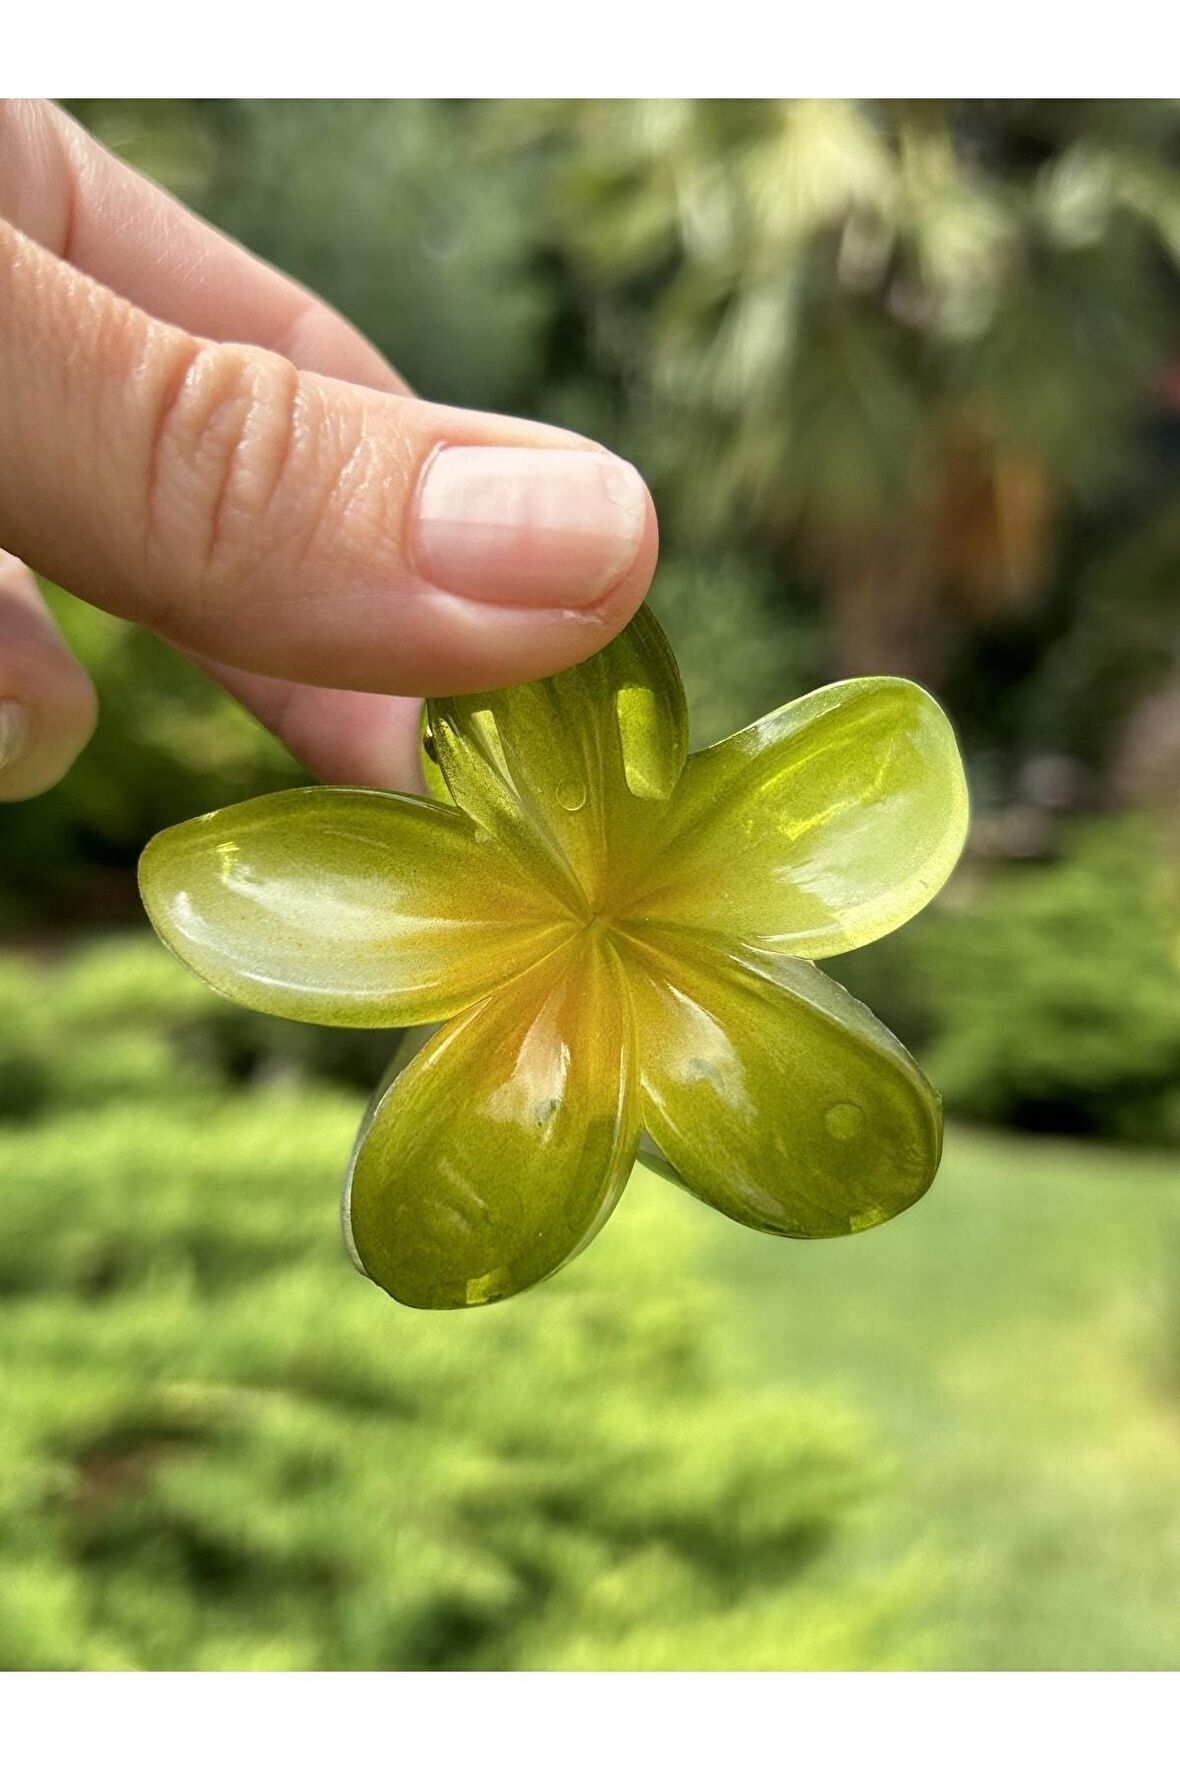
xmin=143 ymin=342 xmax=303 ymax=597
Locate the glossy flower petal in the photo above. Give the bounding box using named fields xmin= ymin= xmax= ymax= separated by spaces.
xmin=627 ymin=678 xmax=969 ymax=959
xmin=139 ymin=787 xmax=565 ymax=1028
xmin=427 ymin=603 xmax=688 ymax=911
xmin=345 ymin=933 xmax=640 ymax=1307
xmin=623 ymin=925 xmax=942 ymax=1238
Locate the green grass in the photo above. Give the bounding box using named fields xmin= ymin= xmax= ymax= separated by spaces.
xmin=2 ymin=934 xmax=1179 ymax=1669
xmin=708 ymin=1127 xmax=1180 ymax=1669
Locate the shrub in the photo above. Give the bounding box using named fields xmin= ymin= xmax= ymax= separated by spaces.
xmin=0 ymin=938 xmax=939 ymax=1670
xmin=830 ymin=817 xmax=1180 ymax=1142
xmin=0 ymin=934 xmax=395 ymax=1119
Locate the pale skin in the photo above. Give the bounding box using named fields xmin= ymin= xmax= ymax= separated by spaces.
xmin=0 ymin=100 xmax=659 ymax=802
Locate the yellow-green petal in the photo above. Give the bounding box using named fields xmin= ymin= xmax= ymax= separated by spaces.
xmin=139 ymin=787 xmax=565 ymax=1028
xmin=427 ymin=604 xmax=688 ymax=914
xmin=628 ymin=678 xmax=969 ymax=959
xmin=418 ymin=702 xmax=454 ymax=806
xmin=346 ymin=932 xmax=640 ymax=1308
xmin=623 ymin=926 xmax=942 ymax=1238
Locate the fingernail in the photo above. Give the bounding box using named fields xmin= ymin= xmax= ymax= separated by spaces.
xmin=412 ymin=447 xmax=647 ymax=607
xmin=0 ymin=700 xmax=30 ymax=773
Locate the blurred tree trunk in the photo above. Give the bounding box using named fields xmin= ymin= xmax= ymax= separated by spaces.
xmin=811 ymin=419 xmax=1056 ymax=685
xmin=818 ymin=528 xmax=951 ymax=684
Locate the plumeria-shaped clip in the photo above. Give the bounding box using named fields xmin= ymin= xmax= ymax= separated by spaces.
xmin=140 ymin=607 xmax=968 ymax=1309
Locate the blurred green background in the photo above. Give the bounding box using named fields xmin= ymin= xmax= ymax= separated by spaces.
xmin=4 ymin=98 xmax=1180 ymax=1670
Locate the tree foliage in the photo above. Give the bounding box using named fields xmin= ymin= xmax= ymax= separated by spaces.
xmin=500 ymin=99 xmax=1180 ymax=676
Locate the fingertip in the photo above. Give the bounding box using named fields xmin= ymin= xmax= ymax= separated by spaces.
xmin=411 ymin=445 xmax=651 ymax=612
xmin=603 ymin=470 xmax=660 ymax=627
xmin=388 ymin=466 xmax=660 ymax=698
xmin=0 ymin=667 xmax=97 ymax=802
xmin=0 ymin=551 xmax=98 ymax=801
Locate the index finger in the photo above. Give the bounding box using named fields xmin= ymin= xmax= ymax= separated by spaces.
xmin=0 ymin=100 xmax=423 ymax=789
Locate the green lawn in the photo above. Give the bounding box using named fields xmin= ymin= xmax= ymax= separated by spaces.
xmin=707 ymin=1126 xmax=1180 ymax=1670
xmin=2 ymin=935 xmax=1179 ymax=1670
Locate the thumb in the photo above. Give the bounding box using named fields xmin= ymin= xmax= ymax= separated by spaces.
xmin=0 ymin=218 xmax=657 ymax=697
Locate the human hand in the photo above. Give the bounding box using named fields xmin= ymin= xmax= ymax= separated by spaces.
xmin=0 ymin=100 xmax=657 ymax=802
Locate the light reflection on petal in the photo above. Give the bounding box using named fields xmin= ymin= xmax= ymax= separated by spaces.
xmin=428 ymin=604 xmax=689 ymax=909
xmin=140 ymin=787 xmax=568 ymax=1028
xmin=620 ymin=924 xmax=942 ymax=1240
xmin=627 ymin=677 xmax=969 ymax=958
xmin=346 ymin=932 xmax=640 ymax=1308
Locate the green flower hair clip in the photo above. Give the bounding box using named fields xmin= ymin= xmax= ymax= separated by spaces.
xmin=139 ymin=606 xmax=968 ymax=1309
